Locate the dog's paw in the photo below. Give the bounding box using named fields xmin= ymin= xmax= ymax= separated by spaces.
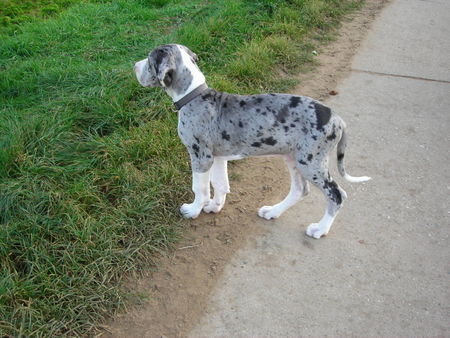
xmin=258 ymin=206 xmax=282 ymax=220
xmin=306 ymin=223 xmax=329 ymax=239
xmin=203 ymin=199 xmax=224 ymax=213
xmin=180 ymin=203 xmax=202 ymax=219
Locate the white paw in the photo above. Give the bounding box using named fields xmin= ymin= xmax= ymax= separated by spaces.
xmin=306 ymin=223 xmax=329 ymax=239
xmin=203 ymin=199 xmax=224 ymax=213
xmin=258 ymin=206 xmax=283 ymax=220
xmin=180 ymin=203 xmax=202 ymax=219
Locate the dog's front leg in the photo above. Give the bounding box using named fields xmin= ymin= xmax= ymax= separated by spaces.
xmin=203 ymin=157 xmax=230 ymax=214
xmin=180 ymin=170 xmax=211 ymax=219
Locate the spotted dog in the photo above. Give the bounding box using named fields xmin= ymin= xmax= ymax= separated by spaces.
xmin=134 ymin=44 xmax=370 ymax=239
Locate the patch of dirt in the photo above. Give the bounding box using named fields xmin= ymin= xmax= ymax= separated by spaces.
xmin=102 ymin=157 xmax=278 ymax=337
xmin=102 ymin=1 xmax=389 ymax=337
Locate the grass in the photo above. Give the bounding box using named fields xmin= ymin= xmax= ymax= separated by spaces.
xmin=0 ymin=0 xmax=363 ymax=335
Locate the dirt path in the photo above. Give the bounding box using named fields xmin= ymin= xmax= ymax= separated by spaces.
xmin=104 ymin=1 xmax=390 ymax=336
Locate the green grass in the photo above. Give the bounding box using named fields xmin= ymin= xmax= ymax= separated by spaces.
xmin=0 ymin=0 xmax=362 ymax=335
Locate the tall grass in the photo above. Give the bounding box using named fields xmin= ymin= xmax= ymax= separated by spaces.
xmin=0 ymin=0 xmax=362 ymax=335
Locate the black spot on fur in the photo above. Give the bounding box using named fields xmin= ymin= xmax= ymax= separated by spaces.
xmin=192 ymin=143 xmax=200 ymax=158
xmin=202 ymin=93 xmax=212 ymax=100
xmin=251 ymin=142 xmax=262 ymax=147
xmin=240 ymin=100 xmax=246 ymax=107
xmin=327 ymin=126 xmax=337 ymax=140
xmin=238 ymin=121 xmax=243 ymax=128
xmin=256 ymin=97 xmax=263 ymax=103
xmin=194 ymin=136 xmax=200 ymax=143
xmin=221 ymin=130 xmax=230 ymax=141
xmin=290 ymin=124 xmax=296 ymax=128
xmin=314 ymin=102 xmax=331 ymax=130
xmin=276 ymin=105 xmax=289 ymax=123
xmin=284 ymin=126 xmax=289 ymax=132
xmin=298 ymin=160 xmax=307 ymax=165
xmin=223 ymin=102 xmax=227 ymax=108
xmin=256 ymin=130 xmax=263 ymax=137
xmin=337 ymin=153 xmax=344 ymax=161
xmin=152 ymin=47 xmax=169 ymax=74
xmin=323 ymin=180 xmax=342 ymax=205
xmin=289 ymin=96 xmax=301 ymax=108
xmin=261 ymin=137 xmax=277 ymax=146
xmin=206 ymin=155 xmax=212 ymax=159
xmin=307 ymin=154 xmax=313 ymax=161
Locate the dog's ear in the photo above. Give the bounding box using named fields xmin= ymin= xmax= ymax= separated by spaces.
xmin=161 ymin=68 xmax=174 ymax=87
xmin=182 ymin=46 xmax=199 ymax=64
xmin=187 ymin=50 xmax=199 ymax=64
xmin=150 ymin=47 xmax=176 ymax=87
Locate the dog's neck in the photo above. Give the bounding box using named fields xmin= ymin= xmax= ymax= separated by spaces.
xmin=164 ymin=46 xmax=207 ymax=102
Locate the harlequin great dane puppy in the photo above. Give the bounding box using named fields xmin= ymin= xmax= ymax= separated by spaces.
xmin=134 ymin=44 xmax=370 ymax=239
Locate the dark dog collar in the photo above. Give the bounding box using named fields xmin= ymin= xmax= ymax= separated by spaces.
xmin=174 ymin=83 xmax=208 ymax=110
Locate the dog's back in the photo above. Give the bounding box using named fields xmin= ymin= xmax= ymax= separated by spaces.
xmin=179 ymin=89 xmax=343 ymax=160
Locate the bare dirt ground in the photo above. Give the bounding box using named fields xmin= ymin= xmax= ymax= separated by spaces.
xmin=104 ymin=1 xmax=390 ymax=336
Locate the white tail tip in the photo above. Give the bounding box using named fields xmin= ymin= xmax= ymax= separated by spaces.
xmin=344 ymin=174 xmax=371 ymax=183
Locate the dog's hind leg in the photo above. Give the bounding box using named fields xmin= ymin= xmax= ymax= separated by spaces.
xmin=258 ymin=154 xmax=309 ymax=220
xmin=203 ymin=157 xmax=230 ymax=213
xmin=296 ymin=156 xmax=347 ymax=239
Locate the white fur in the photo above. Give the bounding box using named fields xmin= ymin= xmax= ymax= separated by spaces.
xmin=203 ymin=158 xmax=230 ymax=214
xmin=180 ymin=171 xmax=210 ymax=219
xmin=215 ymin=155 xmax=245 ymax=161
xmin=306 ymin=212 xmax=336 ymax=239
xmin=344 ymin=174 xmax=371 ymax=183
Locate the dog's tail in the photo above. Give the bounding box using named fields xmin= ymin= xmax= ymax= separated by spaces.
xmin=337 ymin=127 xmax=371 ymax=183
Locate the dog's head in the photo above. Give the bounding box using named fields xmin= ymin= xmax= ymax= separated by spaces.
xmin=134 ymin=44 xmax=204 ymax=99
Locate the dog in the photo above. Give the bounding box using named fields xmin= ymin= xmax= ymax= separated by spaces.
xmin=134 ymin=44 xmax=370 ymax=239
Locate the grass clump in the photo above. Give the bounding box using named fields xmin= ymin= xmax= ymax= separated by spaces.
xmin=1 ymin=0 xmax=362 ymax=335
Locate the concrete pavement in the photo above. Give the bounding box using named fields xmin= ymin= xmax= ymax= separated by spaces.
xmin=189 ymin=0 xmax=450 ymax=336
